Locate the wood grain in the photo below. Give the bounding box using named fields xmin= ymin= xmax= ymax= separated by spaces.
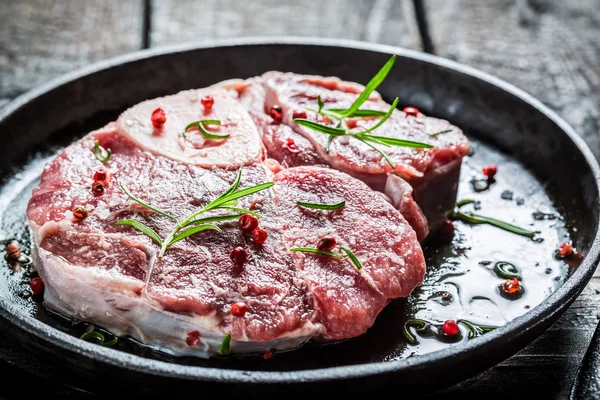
xmin=426 ymin=0 xmax=600 ymax=157
xmin=149 ymin=0 xmax=422 ymax=49
xmin=0 ymin=0 xmax=144 ymax=100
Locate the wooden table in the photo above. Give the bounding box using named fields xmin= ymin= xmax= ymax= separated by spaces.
xmin=1 ymin=1 xmax=598 ymax=398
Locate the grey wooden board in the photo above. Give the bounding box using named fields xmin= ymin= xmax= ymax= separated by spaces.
xmin=149 ymin=0 xmax=422 ymax=48
xmin=0 ymin=0 xmax=144 ymax=100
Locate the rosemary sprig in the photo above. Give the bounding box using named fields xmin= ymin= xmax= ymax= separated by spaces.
xmin=115 ymin=220 xmax=163 ymax=245
xmin=118 ymin=180 xmax=177 ymax=222
xmin=402 ymin=319 xmax=496 ymax=345
xmin=429 ymin=129 xmax=452 ymax=137
xmin=219 ymin=333 xmax=231 ymax=356
xmin=326 ymin=135 xmax=335 ymax=153
xmin=294 ymin=119 xmax=346 ymax=136
xmin=294 ymin=112 xmax=432 ymax=168
xmin=199 ymin=181 xmax=274 ymax=212
xmin=116 ymin=170 xmax=274 ymax=257
xmin=402 ymin=319 xmax=430 ymax=345
xmin=289 ymin=247 xmax=345 ymax=258
xmin=182 ymin=214 xmax=244 ymax=227
xmin=307 ymin=57 xmax=396 ymax=121
xmin=183 ymin=120 xmax=228 ymax=139
xmin=317 ymin=95 xmax=325 ymax=115
xmin=327 ymin=109 xmax=386 ymax=117
xmin=94 ymin=140 xmax=111 ymax=163
xmin=168 ymin=224 xmax=222 ymax=246
xmin=458 ymin=320 xmax=497 ymax=339
xmin=355 ymin=133 xmax=433 ymax=148
xmin=80 ymin=330 xmax=118 ymax=347
xmin=293 ymin=56 xmax=433 ymax=167
xmin=452 ymin=199 xmax=536 ymax=238
xmin=342 ymin=55 xmax=397 ymax=117
xmin=290 ymin=245 xmax=362 ymax=269
xmin=340 ymin=246 xmax=363 ymax=269
xmin=296 ymin=200 xmax=346 ymax=210
xmin=357 ymin=97 xmax=399 ymax=134
xmin=493 ymin=261 xmax=520 ymax=279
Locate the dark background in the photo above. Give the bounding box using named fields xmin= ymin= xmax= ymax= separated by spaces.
xmin=0 ymin=0 xmax=599 ymax=398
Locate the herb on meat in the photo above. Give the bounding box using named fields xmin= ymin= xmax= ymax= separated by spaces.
xmin=290 ymin=245 xmax=362 ymax=269
xmin=340 ymin=246 xmax=363 ymax=269
xmin=296 ymin=200 xmax=346 ymax=210
xmin=183 ymin=119 xmax=228 ymax=139
xmin=94 ymin=140 xmax=111 ymax=163
xmin=293 ymin=119 xmax=346 ymax=136
xmin=293 ymin=55 xmax=433 ymax=168
xmin=116 ymin=170 xmax=274 ymax=258
xmin=326 ymin=109 xmax=387 ymax=117
xmin=341 ymin=55 xmax=397 ymax=118
xmin=289 ymin=247 xmax=345 ymax=258
xmin=429 ymin=129 xmax=452 ymax=137
xmin=317 ymin=95 xmax=325 ymax=115
xmin=219 ymin=333 xmax=231 ymax=356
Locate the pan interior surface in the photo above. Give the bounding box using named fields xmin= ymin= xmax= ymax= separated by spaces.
xmin=0 ymin=40 xmax=598 ymax=387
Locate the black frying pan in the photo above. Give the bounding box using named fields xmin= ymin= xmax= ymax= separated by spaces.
xmin=0 ymin=38 xmax=599 ymax=396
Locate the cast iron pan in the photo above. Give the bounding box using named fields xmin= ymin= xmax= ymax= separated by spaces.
xmin=0 ymin=38 xmax=599 ymax=396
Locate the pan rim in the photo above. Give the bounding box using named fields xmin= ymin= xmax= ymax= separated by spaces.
xmin=1 ymin=36 xmax=599 ymax=384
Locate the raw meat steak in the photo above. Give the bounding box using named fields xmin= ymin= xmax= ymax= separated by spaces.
xmin=27 ymin=123 xmax=425 ymax=357
xmin=273 ymin=167 xmax=426 ymax=339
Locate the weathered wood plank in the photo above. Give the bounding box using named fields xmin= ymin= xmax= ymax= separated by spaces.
xmin=150 ymin=0 xmax=422 ymax=49
xmin=0 ymin=0 xmax=144 ymax=100
xmin=426 ymin=0 xmax=600 ymax=157
xmin=550 ymin=273 xmax=600 ymax=328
